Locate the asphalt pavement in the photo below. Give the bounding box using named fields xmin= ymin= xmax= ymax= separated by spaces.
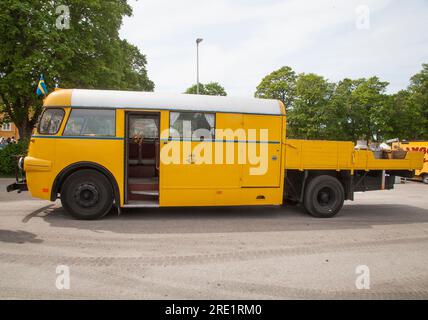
xmin=0 ymin=178 xmax=427 ymax=299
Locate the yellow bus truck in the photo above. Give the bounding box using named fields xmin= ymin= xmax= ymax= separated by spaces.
xmin=7 ymin=89 xmax=424 ymax=219
xmin=393 ymin=141 xmax=428 ymax=184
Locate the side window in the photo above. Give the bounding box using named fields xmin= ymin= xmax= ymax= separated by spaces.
xmin=1 ymin=122 xmax=11 ymax=131
xmin=63 ymin=109 xmax=115 ymax=136
xmin=129 ymin=116 xmax=159 ymax=140
xmin=170 ymin=112 xmax=215 ymax=140
xmin=38 ymin=109 xmax=65 ymax=134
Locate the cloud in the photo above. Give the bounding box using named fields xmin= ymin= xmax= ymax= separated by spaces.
xmin=120 ymin=0 xmax=428 ymax=96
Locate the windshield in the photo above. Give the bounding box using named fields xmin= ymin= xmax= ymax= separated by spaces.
xmin=38 ymin=108 xmax=64 ymax=134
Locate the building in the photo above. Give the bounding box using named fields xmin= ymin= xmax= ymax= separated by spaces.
xmin=0 ymin=113 xmax=19 ymax=139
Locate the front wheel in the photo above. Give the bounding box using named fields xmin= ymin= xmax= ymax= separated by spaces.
xmin=61 ymin=169 xmax=113 ymax=220
xmin=303 ymin=175 xmax=345 ymax=218
xmin=422 ymin=174 xmax=428 ymax=184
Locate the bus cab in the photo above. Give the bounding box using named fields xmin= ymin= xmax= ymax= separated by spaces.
xmin=10 ymin=89 xmax=286 ymax=219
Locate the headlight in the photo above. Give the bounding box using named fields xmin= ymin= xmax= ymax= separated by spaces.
xmin=18 ymin=157 xmax=25 ymax=171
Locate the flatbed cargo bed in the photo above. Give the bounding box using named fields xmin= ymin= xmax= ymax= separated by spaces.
xmin=284 ymin=139 xmax=424 ymax=172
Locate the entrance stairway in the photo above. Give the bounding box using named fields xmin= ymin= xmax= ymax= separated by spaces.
xmin=127 ymin=140 xmax=159 ymax=206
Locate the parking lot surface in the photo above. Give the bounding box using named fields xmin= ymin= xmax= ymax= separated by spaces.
xmin=0 ymin=178 xmax=427 ymax=299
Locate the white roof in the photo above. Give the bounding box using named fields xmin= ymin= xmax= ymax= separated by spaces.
xmin=70 ymin=89 xmax=283 ymax=115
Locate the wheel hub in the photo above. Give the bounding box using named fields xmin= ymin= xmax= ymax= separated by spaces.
xmin=319 ymin=192 xmax=330 ymax=204
xmin=74 ymin=183 xmax=99 ymax=208
xmin=317 ymin=187 xmax=334 ymax=206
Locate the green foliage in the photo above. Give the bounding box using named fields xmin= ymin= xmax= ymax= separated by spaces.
xmin=404 ymin=63 xmax=428 ymax=140
xmin=326 ymin=77 xmax=389 ymax=142
xmin=255 ymin=64 xmax=428 ymax=142
xmin=382 ymin=91 xmax=409 ymax=140
xmin=0 ymin=0 xmax=154 ymax=139
xmin=185 ymin=82 xmax=227 ymax=96
xmin=254 ymin=66 xmax=297 ymax=110
xmin=288 ymin=73 xmax=334 ymax=139
xmin=0 ymin=140 xmax=29 ymax=176
xmin=356 ymin=66 xmax=428 ymax=141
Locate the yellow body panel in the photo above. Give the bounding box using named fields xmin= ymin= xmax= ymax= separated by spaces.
xmin=285 ymin=139 xmax=424 ymax=172
xmin=25 ymin=107 xmax=126 ymax=204
xmin=54 ymin=138 xmax=124 ymax=204
xmin=43 ymin=89 xmax=72 ymax=107
xmin=159 ymin=112 xmax=285 ymax=206
xmin=160 ymin=187 xmax=283 ymax=207
xmin=241 ymin=115 xmax=282 ymax=187
xmin=25 ymin=138 xmax=57 ymax=199
xmin=285 ymin=140 xmax=354 ymax=170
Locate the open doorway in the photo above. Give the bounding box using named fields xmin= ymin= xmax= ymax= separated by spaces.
xmin=125 ymin=112 xmax=160 ymax=206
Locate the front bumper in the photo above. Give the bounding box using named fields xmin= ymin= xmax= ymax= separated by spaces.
xmin=7 ymin=180 xmax=28 ymax=193
xmin=6 ymin=155 xmax=28 ymax=193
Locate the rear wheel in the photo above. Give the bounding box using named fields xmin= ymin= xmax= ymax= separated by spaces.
xmin=303 ymin=175 xmax=344 ymax=218
xmin=61 ymin=169 xmax=113 ymax=220
xmin=422 ymin=174 xmax=428 ymax=184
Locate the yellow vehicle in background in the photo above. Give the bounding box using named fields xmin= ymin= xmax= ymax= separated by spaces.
xmin=393 ymin=141 xmax=428 ymax=184
xmin=7 ymin=89 xmax=425 ymax=220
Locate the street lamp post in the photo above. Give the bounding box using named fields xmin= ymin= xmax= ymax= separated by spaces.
xmin=196 ymin=38 xmax=203 ymax=94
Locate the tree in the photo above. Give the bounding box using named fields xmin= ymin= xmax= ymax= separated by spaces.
xmin=405 ymin=63 xmax=428 ymax=140
xmin=254 ymin=66 xmax=297 ymax=111
xmin=383 ymin=90 xmax=412 ymax=140
xmin=287 ymin=73 xmax=334 ymax=139
xmin=324 ymin=78 xmax=357 ymax=141
xmin=255 ymin=63 xmax=427 ymax=142
xmin=0 ymin=0 xmax=154 ymax=139
xmin=185 ymin=82 xmax=227 ymax=96
xmin=380 ymin=65 xmax=428 ymax=141
xmin=324 ymin=77 xmax=390 ymax=142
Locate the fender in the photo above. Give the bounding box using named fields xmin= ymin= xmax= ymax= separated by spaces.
xmin=51 ymin=162 xmax=121 ymax=214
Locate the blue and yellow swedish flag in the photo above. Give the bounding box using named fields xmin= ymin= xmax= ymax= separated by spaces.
xmin=36 ymin=74 xmax=48 ymax=96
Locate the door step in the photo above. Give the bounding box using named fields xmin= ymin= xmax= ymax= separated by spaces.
xmin=130 ymin=190 xmax=159 ymax=196
xmin=129 ymin=177 xmax=159 ymax=184
xmin=129 ymin=159 xmax=156 ymax=165
xmin=123 ymin=200 xmax=159 ymax=208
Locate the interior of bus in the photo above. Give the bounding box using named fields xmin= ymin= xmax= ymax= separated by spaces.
xmin=125 ymin=113 xmax=160 ymax=206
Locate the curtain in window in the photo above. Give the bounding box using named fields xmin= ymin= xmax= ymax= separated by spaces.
xmin=204 ymin=113 xmax=215 ymax=128
xmin=170 ymin=112 xmax=180 ymax=126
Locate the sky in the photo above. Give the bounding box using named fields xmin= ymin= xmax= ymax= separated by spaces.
xmin=119 ymin=0 xmax=428 ymax=97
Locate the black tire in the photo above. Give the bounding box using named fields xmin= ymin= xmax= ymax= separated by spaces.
xmin=60 ymin=169 xmax=113 ymax=220
xmin=303 ymin=175 xmax=344 ymax=218
xmin=422 ymin=174 xmax=428 ymax=185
